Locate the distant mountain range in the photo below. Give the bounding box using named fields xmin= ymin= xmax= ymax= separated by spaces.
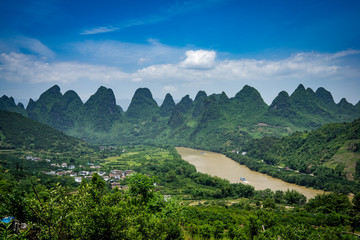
xmin=1 ymin=84 xmax=359 ymax=149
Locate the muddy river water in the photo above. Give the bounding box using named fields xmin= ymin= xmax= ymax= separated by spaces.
xmin=176 ymin=147 xmax=326 ymax=200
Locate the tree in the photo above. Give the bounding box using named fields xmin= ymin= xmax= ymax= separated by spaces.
xmin=353 ymin=192 xmax=360 ymax=212
xmin=306 ymin=193 xmax=351 ymax=214
xmin=355 ymin=160 xmax=360 ymax=180
xmin=89 ymin=172 xmax=106 ymax=203
xmin=129 ymin=173 xmax=155 ymax=202
xmin=284 ymin=189 xmax=306 ymax=205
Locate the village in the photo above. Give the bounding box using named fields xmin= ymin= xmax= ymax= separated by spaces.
xmin=25 ymin=155 xmax=135 ymax=190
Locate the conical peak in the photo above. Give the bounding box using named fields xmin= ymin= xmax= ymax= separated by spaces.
xmin=296 ymin=84 xmax=305 ymax=91
xmin=97 ymin=86 xmax=108 ymax=92
xmin=338 ymin=98 xmax=354 ymax=112
xmin=220 ymin=91 xmax=228 ymax=98
xmin=0 ymin=95 xmax=15 ymax=107
xmin=218 ymin=91 xmax=230 ymax=105
xmin=126 ymin=87 xmax=159 ymax=119
xmin=219 ymin=91 xmax=229 ymax=101
xmin=234 ymin=85 xmax=264 ymax=104
xmin=63 ymin=90 xmax=83 ymax=104
xmin=235 ymin=85 xmax=260 ymax=97
xmin=64 ymin=90 xmax=80 ymax=98
xmin=85 ymin=86 xmax=117 ymax=107
xmin=128 ymin=87 xmax=158 ymax=108
xmin=95 ymin=86 xmax=113 ymax=96
xmin=164 ymin=93 xmax=173 ymax=100
xmin=26 ymin=98 xmax=36 ymax=110
xmin=306 ymin=87 xmax=315 ymax=95
xmin=269 ymin=91 xmax=291 ymax=110
xmin=0 ymin=95 xmax=15 ymax=104
xmin=48 ymin=84 xmax=61 ymax=92
xmin=316 ymin=87 xmax=328 ymax=95
xmin=290 ymin=84 xmax=309 ymax=99
xmin=17 ymin=102 xmax=25 ymax=109
xmin=160 ymin=93 xmax=176 ymax=116
xmin=39 ymin=85 xmax=62 ymax=99
xmin=93 ymin=86 xmax=114 ymax=96
xmin=180 ymin=94 xmax=192 ymax=102
xmin=161 ymin=93 xmax=175 ymax=107
xmin=278 ymin=90 xmax=290 ymax=98
xmin=194 ymin=90 xmax=207 ymax=102
xmin=132 ymin=87 xmax=154 ymax=100
xmin=175 ymin=94 xmax=193 ymax=113
xmin=338 ymin=98 xmax=350 ymax=105
xmin=316 ymin=87 xmax=335 ymax=105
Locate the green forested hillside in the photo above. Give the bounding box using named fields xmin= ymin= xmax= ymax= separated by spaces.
xmin=0 ymin=110 xmax=82 ymax=151
xmin=1 ymin=109 xmax=360 ymax=238
xmin=235 ymin=118 xmax=360 ymax=193
xmin=245 ymin=119 xmax=360 ymax=175
xmin=0 ymin=95 xmax=27 ymax=116
xmin=2 ymin=84 xmax=359 ymax=149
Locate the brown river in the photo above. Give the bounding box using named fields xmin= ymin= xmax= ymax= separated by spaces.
xmin=176 ymin=147 xmax=326 ymax=200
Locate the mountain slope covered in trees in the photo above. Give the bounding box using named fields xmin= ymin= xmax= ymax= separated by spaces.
xmin=1 ymin=84 xmax=359 ymax=150
xmin=0 ymin=110 xmax=83 ymax=151
xmin=232 ymin=118 xmax=360 ymax=193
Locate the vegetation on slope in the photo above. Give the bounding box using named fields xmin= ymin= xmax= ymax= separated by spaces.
xmin=2 ymin=84 xmax=359 ymax=149
xmin=0 ymin=110 xmax=82 ymax=151
xmin=228 ymin=118 xmax=360 ymax=194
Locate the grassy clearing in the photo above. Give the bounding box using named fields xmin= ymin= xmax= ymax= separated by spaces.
xmin=325 ymin=143 xmax=360 ymax=180
xmin=99 ymin=146 xmax=174 ymax=170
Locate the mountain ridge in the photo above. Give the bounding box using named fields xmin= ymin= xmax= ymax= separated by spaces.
xmin=1 ymin=84 xmax=359 ymax=149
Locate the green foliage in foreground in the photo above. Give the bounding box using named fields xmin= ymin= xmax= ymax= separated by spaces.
xmin=1 ymin=174 xmax=360 ymax=239
xmin=1 ymin=174 xmax=182 ymax=239
xmin=1 ymin=142 xmax=360 ymax=239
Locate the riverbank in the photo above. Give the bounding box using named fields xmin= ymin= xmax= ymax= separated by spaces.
xmin=176 ymin=147 xmax=326 ymax=200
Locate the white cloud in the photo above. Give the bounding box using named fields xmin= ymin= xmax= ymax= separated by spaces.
xmin=79 ymin=0 xmax=228 ymax=35
xmin=131 ymin=77 xmax=143 ymax=82
xmin=80 ymin=26 xmax=119 ymax=35
xmin=0 ymin=36 xmax=55 ymax=59
xmin=0 ymin=52 xmax=129 ymax=84
xmin=162 ymin=86 xmax=177 ymax=93
xmin=1 ymin=48 xmax=359 ymax=104
xmin=72 ymin=39 xmax=185 ymax=69
xmin=180 ymin=50 xmax=216 ymax=69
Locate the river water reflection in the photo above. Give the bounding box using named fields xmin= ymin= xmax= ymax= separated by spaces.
xmin=176 ymin=147 xmax=325 ymax=200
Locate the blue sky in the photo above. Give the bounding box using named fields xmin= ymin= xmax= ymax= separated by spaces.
xmin=1 ymin=0 xmax=360 ymax=109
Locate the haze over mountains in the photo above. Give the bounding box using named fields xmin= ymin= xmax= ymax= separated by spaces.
xmin=1 ymin=84 xmax=359 ymax=149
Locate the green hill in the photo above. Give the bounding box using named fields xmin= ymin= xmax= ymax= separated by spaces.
xmin=1 ymin=84 xmax=359 ymax=149
xmin=126 ymin=88 xmax=159 ymax=120
xmin=160 ymin=93 xmax=176 ymax=117
xmin=83 ymin=86 xmax=123 ymax=132
xmin=0 ymin=95 xmax=27 ymax=116
xmin=244 ymin=118 xmax=360 ymax=182
xmin=0 ymin=110 xmax=82 ymax=151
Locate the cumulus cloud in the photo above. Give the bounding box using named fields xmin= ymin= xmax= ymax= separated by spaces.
xmin=129 ymin=49 xmax=360 ymax=86
xmin=180 ymin=50 xmax=216 ymax=69
xmin=1 ymin=48 xmax=359 ymax=102
xmin=0 ymin=52 xmax=129 ymax=84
